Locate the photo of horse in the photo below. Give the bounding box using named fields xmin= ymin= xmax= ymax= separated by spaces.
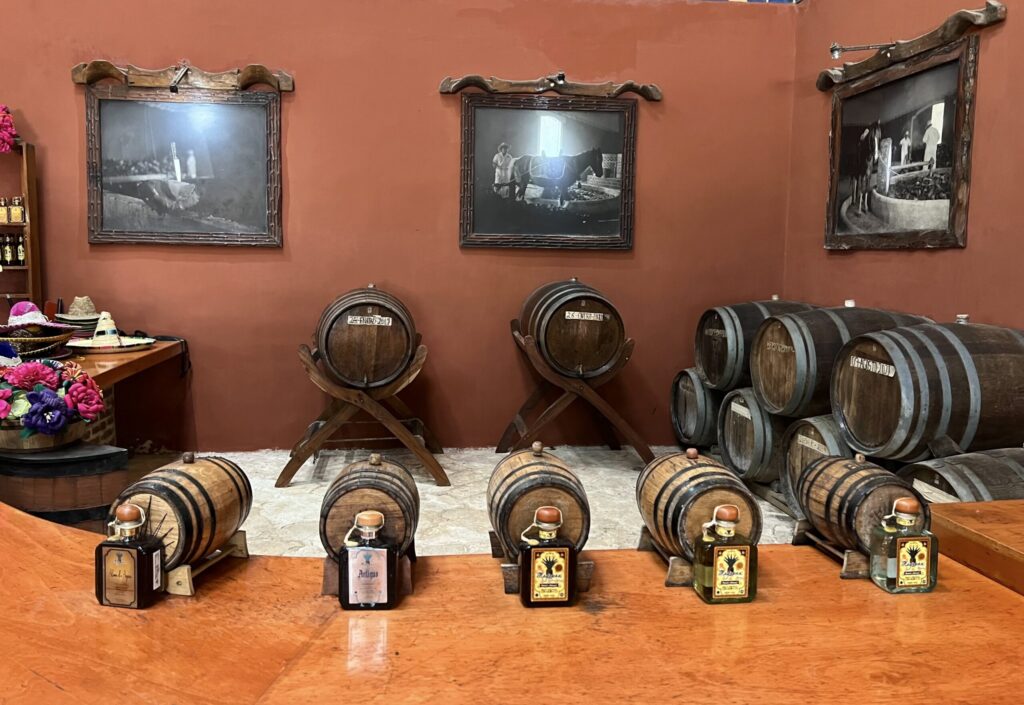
xmin=460 ymin=94 xmax=636 ymax=249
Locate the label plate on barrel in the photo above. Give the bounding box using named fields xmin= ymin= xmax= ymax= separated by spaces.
xmin=347 ymin=315 xmax=393 ymax=327
xmin=849 ymin=355 xmax=895 ymax=377
xmin=730 ymin=402 xmax=751 ymax=419
xmin=565 ymin=311 xmax=606 ymax=322
xmin=797 ymin=434 xmax=829 ymax=455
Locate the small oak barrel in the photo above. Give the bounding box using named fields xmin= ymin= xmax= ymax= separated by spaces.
xmin=779 ymin=415 xmax=852 ymax=518
xmin=898 ymin=449 xmax=1024 ymax=503
xmin=315 ymin=285 xmax=416 ymax=389
xmin=694 ymin=298 xmax=816 ymax=391
xmin=636 ymin=449 xmax=762 ymax=561
xmin=717 ymin=387 xmax=788 ymax=483
xmin=487 ymin=442 xmax=590 ymax=559
xmin=670 ymin=368 xmax=722 ymax=448
xmin=796 ymin=454 xmax=928 ymax=553
xmin=320 ymin=453 xmax=420 ymax=558
xmin=518 ymin=279 xmax=625 ymax=379
xmin=832 ymin=321 xmax=1024 ymax=461
xmin=109 ymin=454 xmax=252 ymax=571
xmin=750 ymin=306 xmax=930 ymax=418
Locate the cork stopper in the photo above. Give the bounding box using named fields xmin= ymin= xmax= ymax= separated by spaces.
xmin=115 ymin=503 xmax=142 ymax=523
xmin=356 ymin=510 xmax=385 ymax=529
xmin=855 ymin=453 xmax=867 ymax=463
xmin=770 ymin=294 xmax=780 ymax=301
xmin=368 ymin=453 xmax=382 ymax=466
xmin=367 ymin=282 xmax=376 ymax=289
xmin=531 ymin=441 xmax=544 ymax=456
xmin=535 ymin=506 xmax=562 ymax=525
xmin=182 ymin=452 xmax=195 ymax=464
xmin=685 ymin=448 xmax=700 ymax=460
xmin=894 ymin=497 xmax=921 ymax=515
xmin=844 ymin=299 xmax=856 ymax=308
xmin=570 ymin=276 xmax=578 ymax=282
xmin=715 ymin=505 xmax=740 ymax=522
xmin=955 ymin=314 xmax=970 ymax=325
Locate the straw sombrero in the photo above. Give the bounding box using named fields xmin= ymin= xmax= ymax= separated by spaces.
xmin=66 ymin=312 xmax=155 ymax=354
xmin=56 ymin=296 xmax=101 ymax=324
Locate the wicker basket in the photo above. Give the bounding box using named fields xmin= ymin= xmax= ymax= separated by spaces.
xmin=0 ymin=331 xmax=75 ymax=357
xmin=0 ymin=420 xmax=86 ymax=453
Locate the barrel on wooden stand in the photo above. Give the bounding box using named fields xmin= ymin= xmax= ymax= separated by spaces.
xmin=796 ymin=454 xmax=928 ymax=553
xmin=109 ymin=454 xmax=252 ymax=570
xmin=717 ymin=387 xmax=788 ymax=483
xmin=487 ymin=442 xmax=590 ymax=560
xmin=750 ymin=305 xmax=931 ymax=417
xmin=832 ymin=320 xmax=1024 ymax=461
xmin=518 ymin=279 xmax=626 ymax=379
xmin=898 ymin=448 xmax=1024 ymax=503
xmin=315 ymin=285 xmax=417 ymax=389
xmin=320 ymin=453 xmax=420 ymax=558
xmin=694 ymin=297 xmax=816 ymax=391
xmin=779 ymin=416 xmax=852 ymax=518
xmin=636 ymin=449 xmax=762 ymax=561
xmin=670 ymin=368 xmax=722 ymax=448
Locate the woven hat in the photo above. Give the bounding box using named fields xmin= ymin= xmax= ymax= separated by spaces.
xmin=0 ymin=301 xmax=75 ymax=335
xmin=66 ymin=311 xmax=155 ymax=354
xmin=58 ymin=296 xmax=100 ymax=322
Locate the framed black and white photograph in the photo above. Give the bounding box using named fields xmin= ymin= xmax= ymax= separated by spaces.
xmin=825 ymin=36 xmax=979 ymax=250
xmin=86 ymin=85 xmax=281 ymax=246
xmin=459 ymin=93 xmax=636 ymax=250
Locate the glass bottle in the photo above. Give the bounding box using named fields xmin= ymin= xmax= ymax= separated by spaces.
xmin=2 ymin=234 xmax=13 ymax=266
xmin=0 ymin=198 xmax=7 ymax=225
xmin=339 ymin=510 xmax=399 ymax=610
xmin=518 ymin=506 xmax=578 ymax=608
xmin=693 ymin=504 xmax=758 ymax=604
xmin=14 ymin=233 xmax=24 ymax=266
xmin=869 ymin=496 xmax=938 ymax=594
xmin=8 ymin=197 xmax=24 ymax=224
xmin=95 ymin=503 xmax=164 ymax=609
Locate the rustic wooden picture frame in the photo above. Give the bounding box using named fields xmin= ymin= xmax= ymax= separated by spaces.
xmin=825 ymin=36 xmax=979 ymax=250
xmin=85 ymin=85 xmax=282 ymax=247
xmin=459 ymin=93 xmax=637 ymax=250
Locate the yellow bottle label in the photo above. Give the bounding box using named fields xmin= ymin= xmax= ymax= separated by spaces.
xmin=0 ymin=208 xmax=7 ymax=225
xmin=713 ymin=545 xmax=750 ymax=598
xmin=9 ymin=206 xmax=23 ymax=223
xmin=102 ymin=547 xmax=138 ymax=608
xmin=896 ymin=537 xmax=930 ymax=587
xmin=531 ymin=547 xmax=569 ymax=602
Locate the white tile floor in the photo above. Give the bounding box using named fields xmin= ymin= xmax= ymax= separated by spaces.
xmin=217 ymin=446 xmax=797 ymax=557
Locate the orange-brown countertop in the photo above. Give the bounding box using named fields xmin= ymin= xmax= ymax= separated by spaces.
xmin=3 ymin=501 xmax=1024 ymax=704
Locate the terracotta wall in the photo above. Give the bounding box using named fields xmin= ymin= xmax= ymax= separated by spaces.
xmin=2 ymin=0 xmax=799 ymax=450
xmin=784 ymin=0 xmax=1018 ymax=325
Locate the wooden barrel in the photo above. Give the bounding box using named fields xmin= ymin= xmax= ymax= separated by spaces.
xmin=750 ymin=306 xmax=931 ymax=417
xmin=109 ymin=455 xmax=252 ymax=570
xmin=832 ymin=321 xmax=1024 ymax=461
xmin=670 ymin=368 xmax=722 ymax=448
xmin=487 ymin=442 xmax=590 ymax=559
xmin=0 ymin=444 xmax=130 ymax=533
xmin=320 ymin=453 xmax=420 ymax=558
xmin=315 ymin=285 xmax=416 ymax=389
xmin=717 ymin=387 xmax=788 ymax=483
xmin=898 ymin=449 xmax=1024 ymax=503
xmin=796 ymin=454 xmax=928 ymax=553
xmin=636 ymin=449 xmax=762 ymax=561
xmin=518 ymin=279 xmax=625 ymax=379
xmin=694 ymin=298 xmax=816 ymax=391
xmin=779 ymin=416 xmax=852 ymax=518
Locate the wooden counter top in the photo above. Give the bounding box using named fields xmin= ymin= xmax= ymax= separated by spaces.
xmin=2 ymin=501 xmax=1024 ymax=704
xmin=932 ymin=499 xmax=1024 ymax=596
xmin=72 ymin=341 xmax=184 ymax=389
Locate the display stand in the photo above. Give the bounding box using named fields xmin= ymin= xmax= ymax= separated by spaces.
xmin=636 ymin=526 xmax=694 ymax=587
xmin=746 ymin=480 xmax=799 ymax=519
xmin=276 ymin=343 xmax=449 ymax=487
xmin=496 ymin=321 xmax=654 ymax=463
xmin=488 ymin=530 xmax=594 ymax=594
xmin=791 ymin=520 xmax=870 ymax=579
xmin=164 ymin=531 xmax=249 ymax=596
xmin=321 ymin=543 xmax=417 ymax=598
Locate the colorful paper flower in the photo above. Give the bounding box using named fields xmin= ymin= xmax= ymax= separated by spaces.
xmin=60 ymin=360 xmax=85 ymax=383
xmin=0 ymin=388 xmax=11 ymax=420
xmin=64 ymin=381 xmax=105 ymax=421
xmin=22 ymin=388 xmax=71 ymax=435
xmin=3 ymin=361 xmax=60 ymax=391
xmin=0 ymin=106 xmax=16 ymax=154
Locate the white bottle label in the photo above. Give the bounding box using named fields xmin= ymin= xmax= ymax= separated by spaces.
xmin=153 ymin=555 xmax=162 ymax=590
xmin=348 ymin=547 xmax=388 ymax=605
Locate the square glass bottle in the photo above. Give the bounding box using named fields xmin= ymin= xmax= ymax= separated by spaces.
xmin=95 ymin=503 xmax=164 ymax=609
xmin=869 ymin=496 xmax=938 ymax=594
xmin=692 ymin=504 xmax=758 ymax=604
xmin=518 ymin=506 xmax=578 ymax=608
xmin=339 ymin=510 xmax=400 ymax=610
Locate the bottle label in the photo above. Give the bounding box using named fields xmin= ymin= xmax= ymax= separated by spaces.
xmin=565 ymin=311 xmax=606 ymax=322
xmin=0 ymin=209 xmax=7 ymax=225
xmin=153 ymin=553 xmax=162 ymax=590
xmin=346 ymin=315 xmax=392 ymax=327
xmin=530 ymin=547 xmax=569 ymax=602
xmin=348 ymin=547 xmax=388 ymax=605
xmin=102 ymin=547 xmax=138 ymax=608
xmin=10 ymin=207 xmax=23 ymax=223
xmin=896 ymin=537 xmax=930 ymax=587
xmin=16 ymin=244 xmax=24 ymax=262
xmin=712 ymin=546 xmax=750 ymax=598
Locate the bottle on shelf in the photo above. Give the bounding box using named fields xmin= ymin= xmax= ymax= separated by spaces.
xmin=2 ymin=234 xmax=12 ymax=266
xmin=518 ymin=506 xmax=578 ymax=608
xmin=95 ymin=503 xmax=164 ymax=609
xmin=14 ymin=232 xmax=24 ymax=266
xmin=693 ymin=504 xmax=758 ymax=604
xmin=339 ymin=510 xmax=399 ymax=610
xmin=0 ymin=198 xmax=7 ymax=226
xmin=869 ymin=497 xmax=938 ymax=594
xmin=8 ymin=197 xmax=24 ymax=224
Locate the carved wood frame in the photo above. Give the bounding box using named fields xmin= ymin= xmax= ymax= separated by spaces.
xmin=459 ymin=93 xmax=637 ymax=250
xmin=824 ymin=36 xmax=979 ymax=251
xmin=85 ymin=84 xmax=282 ymax=247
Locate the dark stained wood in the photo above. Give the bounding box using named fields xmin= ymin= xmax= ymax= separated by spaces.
xmin=899 ymin=449 xmax=1024 ymax=502
xmin=316 ymin=286 xmax=416 ymax=389
xmin=780 ymin=415 xmax=852 ymax=518
xmin=74 ymin=340 xmax=184 ymax=389
xmin=439 ymin=71 xmax=662 ymax=101
xmin=0 ymin=142 xmax=42 ymax=305
xmin=816 ymin=1 xmax=1006 ymax=91
xmin=71 ymin=59 xmax=295 ymax=92
xmin=832 ymin=322 xmax=1024 ymax=460
xmin=694 ymin=299 xmax=816 ymax=391
xmin=750 ymin=306 xmax=930 ymax=417
xmin=636 ymin=451 xmax=762 ymax=561
xmin=932 ymin=498 xmax=1024 ymax=596
xmin=670 ymin=368 xmax=722 ymax=448
xmin=717 ymin=387 xmax=788 ymax=483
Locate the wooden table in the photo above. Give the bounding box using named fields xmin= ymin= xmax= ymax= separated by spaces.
xmin=72 ymin=340 xmax=184 ymax=389
xmin=933 ymin=499 xmax=1024 ymax=596
xmin=3 ymin=503 xmax=1024 ymax=704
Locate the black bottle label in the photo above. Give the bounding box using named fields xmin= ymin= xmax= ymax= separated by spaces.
xmin=896 ymin=537 xmax=930 ymax=588
xmin=530 ymin=547 xmax=569 ymax=602
xmin=347 ymin=547 xmax=388 ymax=605
xmin=713 ymin=546 xmax=750 ymax=599
xmin=102 ymin=547 xmax=138 ymax=608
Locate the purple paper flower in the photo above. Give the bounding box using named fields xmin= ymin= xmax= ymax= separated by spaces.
xmin=22 ymin=388 xmax=71 ymax=435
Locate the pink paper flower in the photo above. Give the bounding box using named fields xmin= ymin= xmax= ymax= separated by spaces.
xmin=60 ymin=360 xmax=85 ymax=383
xmin=0 ymin=106 xmax=16 ymax=154
xmin=65 ymin=381 xmax=105 ymax=421
xmin=0 ymin=388 xmax=11 ymax=419
xmin=4 ymin=362 xmax=59 ymax=391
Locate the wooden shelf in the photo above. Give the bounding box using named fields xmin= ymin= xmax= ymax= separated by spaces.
xmin=0 ymin=266 xmax=29 ymax=271
xmin=0 ymin=223 xmax=27 ymax=229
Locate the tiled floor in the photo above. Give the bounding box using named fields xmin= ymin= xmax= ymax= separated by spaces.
xmin=219 ymin=446 xmax=797 ymax=557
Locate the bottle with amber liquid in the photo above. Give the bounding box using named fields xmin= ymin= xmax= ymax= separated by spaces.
xmin=693 ymin=504 xmax=758 ymax=604
xmin=869 ymin=496 xmax=938 ymax=594
xmin=339 ymin=510 xmax=399 ymax=610
xmin=0 ymin=198 xmax=7 ymax=226
xmin=95 ymin=503 xmax=164 ymax=609
xmin=14 ymin=233 xmax=24 ymax=266
xmin=8 ymin=197 xmax=25 ymax=224
xmin=518 ymin=506 xmax=577 ymax=608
